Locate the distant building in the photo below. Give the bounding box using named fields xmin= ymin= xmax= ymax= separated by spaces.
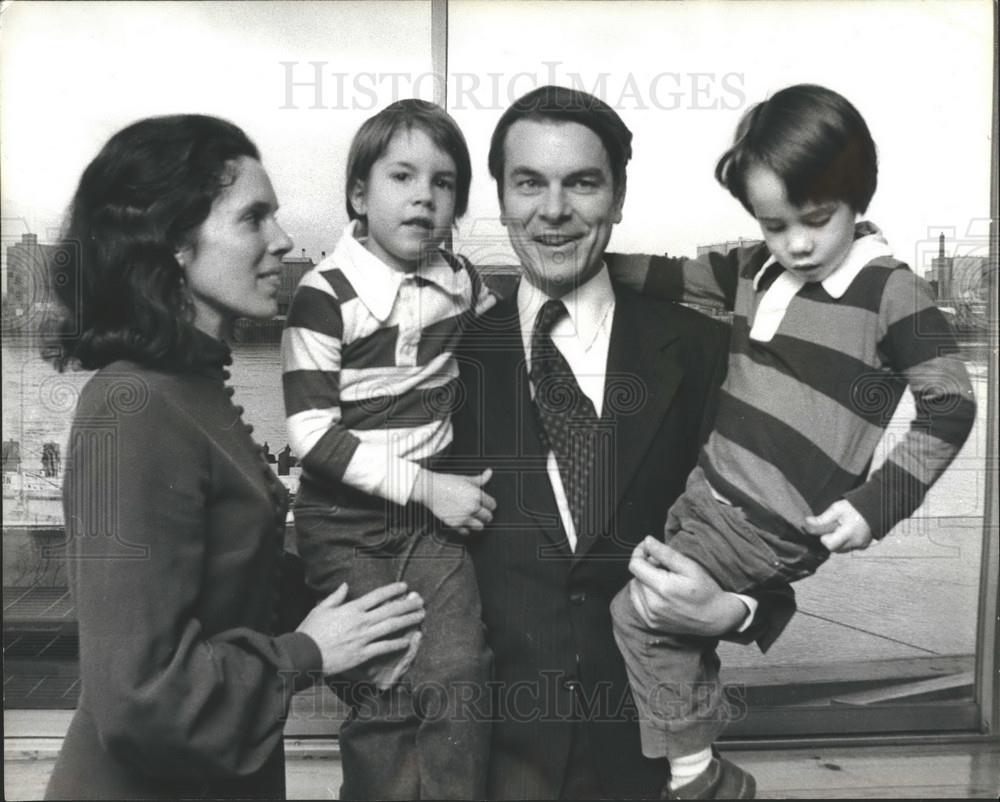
xmin=926 ymin=233 xmax=953 ymax=299
xmin=278 ymin=249 xmax=319 ymax=315
xmin=3 ymin=233 xmax=73 ymax=332
xmin=5 ymin=234 xmax=55 ymax=309
xmin=696 ymin=238 xmax=762 ymax=258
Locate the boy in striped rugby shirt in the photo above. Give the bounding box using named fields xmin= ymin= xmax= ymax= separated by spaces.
xmin=281 ymin=100 xmax=495 ymax=799
xmin=608 ymin=84 xmax=977 ymax=799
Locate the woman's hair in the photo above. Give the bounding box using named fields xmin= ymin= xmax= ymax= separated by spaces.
xmin=44 ymin=114 xmax=260 ymax=371
xmin=344 ymin=99 xmax=472 ymax=221
xmin=715 ymin=83 xmax=878 ymax=215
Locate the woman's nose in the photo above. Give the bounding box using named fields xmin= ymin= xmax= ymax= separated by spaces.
xmin=270 ymin=221 xmax=293 ymax=256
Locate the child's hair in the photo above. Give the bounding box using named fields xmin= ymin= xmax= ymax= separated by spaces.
xmin=715 ymin=83 xmax=878 ymax=215
xmin=345 ymin=99 xmax=472 ymax=221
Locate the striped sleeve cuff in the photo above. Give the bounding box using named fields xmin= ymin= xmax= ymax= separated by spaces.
xmin=343 ymin=444 xmax=422 ymax=507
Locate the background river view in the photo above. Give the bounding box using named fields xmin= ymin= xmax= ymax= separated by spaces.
xmin=2 ymin=339 xmax=989 ymax=524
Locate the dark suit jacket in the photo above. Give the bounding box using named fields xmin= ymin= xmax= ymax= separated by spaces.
xmin=450 ymin=282 xmax=795 ymax=799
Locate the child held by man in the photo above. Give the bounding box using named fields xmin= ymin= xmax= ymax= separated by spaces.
xmin=281 ymin=99 xmax=495 ymax=800
xmin=608 ymin=84 xmax=977 ymax=799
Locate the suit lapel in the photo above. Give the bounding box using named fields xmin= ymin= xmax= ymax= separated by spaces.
xmin=573 ymin=289 xmax=682 ymax=560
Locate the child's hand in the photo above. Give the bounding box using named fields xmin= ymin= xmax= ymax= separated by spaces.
xmin=804 ymin=500 xmax=873 ymax=553
xmin=412 ymin=468 xmax=496 ymax=535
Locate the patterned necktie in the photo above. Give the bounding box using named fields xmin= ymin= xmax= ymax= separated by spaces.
xmin=530 ymin=299 xmax=599 ymax=540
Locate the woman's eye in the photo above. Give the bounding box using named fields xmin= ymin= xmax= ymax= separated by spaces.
xmin=806 ymin=217 xmax=831 ymax=228
xmin=436 ymin=178 xmax=455 ymax=191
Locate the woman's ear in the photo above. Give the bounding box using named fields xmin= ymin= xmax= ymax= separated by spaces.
xmin=349 ymin=179 xmax=368 ymax=217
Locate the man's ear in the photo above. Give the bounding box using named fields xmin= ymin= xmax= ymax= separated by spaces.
xmin=349 ymin=179 xmax=368 ymax=217
xmin=612 ymin=184 xmax=626 ymax=225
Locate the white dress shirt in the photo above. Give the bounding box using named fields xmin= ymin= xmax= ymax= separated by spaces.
xmin=517 ymin=267 xmax=615 ymax=551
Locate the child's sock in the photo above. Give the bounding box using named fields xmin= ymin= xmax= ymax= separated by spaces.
xmin=669 ymin=747 xmax=714 ymax=790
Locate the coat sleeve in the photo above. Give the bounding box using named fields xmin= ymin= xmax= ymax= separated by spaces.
xmin=606 ymin=249 xmax=741 ymax=311
xmin=64 ymin=378 xmax=322 ymax=782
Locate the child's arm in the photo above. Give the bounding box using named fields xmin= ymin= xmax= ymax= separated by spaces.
xmin=281 ymin=273 xmax=421 ymax=507
xmin=605 ymin=247 xmax=743 ymax=311
xmin=806 ymin=270 xmax=977 ymax=550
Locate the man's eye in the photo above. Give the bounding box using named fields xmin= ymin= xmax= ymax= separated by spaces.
xmin=806 ymin=217 xmax=831 ymax=228
xmin=762 ymin=223 xmax=785 ymax=233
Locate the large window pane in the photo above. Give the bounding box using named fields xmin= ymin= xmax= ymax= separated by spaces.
xmin=2 ymin=0 xmax=435 ymax=714
xmin=448 ymin=0 xmax=995 ymax=736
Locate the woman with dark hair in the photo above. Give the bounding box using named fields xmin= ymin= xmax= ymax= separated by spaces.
xmin=43 ymin=114 xmax=425 ymax=800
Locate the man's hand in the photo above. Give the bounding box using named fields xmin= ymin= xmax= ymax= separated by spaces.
xmin=628 ymin=536 xmax=748 ymax=637
xmin=803 ymin=499 xmax=873 ymax=553
xmin=411 ymin=468 xmax=496 ymax=535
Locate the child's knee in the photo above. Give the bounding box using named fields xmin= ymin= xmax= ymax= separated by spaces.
xmin=610 ymin=583 xmax=642 ymax=634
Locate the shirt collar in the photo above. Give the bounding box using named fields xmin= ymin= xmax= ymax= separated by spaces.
xmin=752 ymin=221 xmax=893 ymax=299
xmin=517 ymin=265 xmax=615 ymax=351
xmin=334 ymin=219 xmax=466 ymax=322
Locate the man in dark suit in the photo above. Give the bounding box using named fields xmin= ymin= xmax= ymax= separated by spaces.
xmin=450 ymin=86 xmax=795 ymax=799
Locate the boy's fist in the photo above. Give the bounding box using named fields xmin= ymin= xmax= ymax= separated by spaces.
xmin=804 ymin=500 xmax=873 ymax=553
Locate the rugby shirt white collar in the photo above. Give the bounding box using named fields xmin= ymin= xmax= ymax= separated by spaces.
xmin=336 ymin=219 xmax=467 ymax=322
xmin=749 ymin=222 xmax=893 ymax=342
xmin=752 ymin=221 xmax=893 ymax=299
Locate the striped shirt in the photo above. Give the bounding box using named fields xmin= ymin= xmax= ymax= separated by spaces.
xmin=281 ymin=221 xmax=494 ymax=506
xmin=607 ymin=222 xmax=977 ymax=538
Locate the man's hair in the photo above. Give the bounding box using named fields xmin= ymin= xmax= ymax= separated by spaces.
xmin=487 ymin=85 xmax=633 ymax=201
xmin=715 ymin=83 xmax=878 ymax=215
xmin=45 ymin=114 xmax=260 ymax=372
xmin=345 ymin=99 xmax=472 ymax=221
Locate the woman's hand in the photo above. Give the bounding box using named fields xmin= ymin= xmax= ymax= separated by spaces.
xmin=628 ymin=536 xmax=748 ymax=637
xmin=296 ymin=582 xmax=425 ymax=677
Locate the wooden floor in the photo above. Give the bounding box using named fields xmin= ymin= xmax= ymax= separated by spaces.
xmin=5 ymin=737 xmax=998 ymax=799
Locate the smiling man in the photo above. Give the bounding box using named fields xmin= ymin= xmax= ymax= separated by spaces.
xmin=450 ymin=86 xmax=796 ymax=799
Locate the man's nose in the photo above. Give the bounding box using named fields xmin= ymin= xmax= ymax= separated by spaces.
xmin=539 ymin=186 xmax=570 ymax=222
